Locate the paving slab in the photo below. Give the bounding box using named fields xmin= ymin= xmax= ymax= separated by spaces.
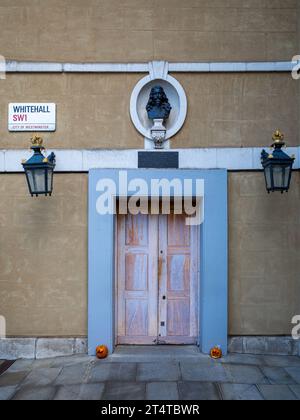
xmin=178 ymin=382 xmax=221 ymax=400
xmin=263 ymin=355 xmax=300 ymax=368
xmin=180 ymin=362 xmax=227 ymax=382
xmin=284 ymin=367 xmax=300 ymax=385
xmin=137 ymin=362 xmax=180 ymax=382
xmin=289 ymin=385 xmax=300 ymax=400
xmin=261 ymin=366 xmax=296 ymax=385
xmin=31 ymin=358 xmax=62 ymax=369
xmin=50 ymin=355 xmax=95 ymax=368
xmin=258 ymin=385 xmax=297 ymax=401
xmin=54 ymin=363 xmax=91 ymax=386
xmin=0 ymin=371 xmax=29 ymax=387
xmin=146 ymin=382 xmax=179 ymax=400
xmin=21 ymin=368 xmax=62 ymax=388
xmin=54 ymin=383 xmax=105 ymax=400
xmin=219 ymin=384 xmax=263 ymax=401
xmin=12 ymin=386 xmax=57 ymax=400
xmin=102 ymin=382 xmax=146 ymax=400
xmin=88 ymin=362 xmax=136 ymax=382
xmin=0 ymin=385 xmax=17 ymax=400
xmin=6 ymin=359 xmax=34 ymax=372
xmin=223 ymin=364 xmax=268 ymax=385
xmin=221 ymin=354 xmax=265 ymax=366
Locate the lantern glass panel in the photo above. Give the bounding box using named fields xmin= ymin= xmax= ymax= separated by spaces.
xmin=273 ymin=165 xmax=284 ymax=189
xmin=27 ymin=168 xmax=47 ymax=194
xmin=47 ymin=168 xmax=54 ymax=193
xmin=265 ymin=166 xmax=272 ymax=190
xmin=272 ymin=164 xmax=291 ymax=190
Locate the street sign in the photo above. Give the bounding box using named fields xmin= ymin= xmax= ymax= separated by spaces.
xmin=8 ymin=103 xmax=56 ymax=132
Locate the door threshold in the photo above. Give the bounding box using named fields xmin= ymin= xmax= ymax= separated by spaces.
xmin=109 ymin=345 xmax=206 ymax=362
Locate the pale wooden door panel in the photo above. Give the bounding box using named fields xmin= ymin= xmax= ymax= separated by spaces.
xmin=117 ymin=213 xmax=158 ymax=345
xmin=159 ymin=214 xmax=199 ymax=344
xmin=116 ymin=212 xmax=199 ymax=346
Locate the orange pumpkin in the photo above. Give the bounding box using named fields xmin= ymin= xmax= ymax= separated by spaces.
xmin=210 ymin=346 xmax=222 ymax=360
xmin=96 ymin=345 xmax=109 ymax=359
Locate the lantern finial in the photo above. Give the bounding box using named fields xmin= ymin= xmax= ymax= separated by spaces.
xmin=272 ymin=129 xmax=284 ymax=143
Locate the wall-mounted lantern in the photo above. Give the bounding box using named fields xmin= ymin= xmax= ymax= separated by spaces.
xmin=261 ymin=130 xmax=295 ymax=194
xmin=22 ymin=136 xmax=56 ymax=197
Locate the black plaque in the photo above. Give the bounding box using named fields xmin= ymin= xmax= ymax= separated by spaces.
xmin=138 ymin=152 xmax=179 ymax=169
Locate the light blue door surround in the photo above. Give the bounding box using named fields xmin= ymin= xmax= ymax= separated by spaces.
xmin=88 ymin=169 xmax=228 ymax=356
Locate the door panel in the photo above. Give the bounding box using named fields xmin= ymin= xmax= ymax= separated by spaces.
xmin=158 ymin=214 xmax=198 ymax=344
xmin=116 ymin=213 xmax=199 ymax=345
xmin=117 ymin=213 xmax=158 ymax=345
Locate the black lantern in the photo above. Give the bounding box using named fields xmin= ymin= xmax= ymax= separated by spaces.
xmin=261 ymin=130 xmax=295 ymax=194
xmin=22 ymin=136 xmax=56 ymax=197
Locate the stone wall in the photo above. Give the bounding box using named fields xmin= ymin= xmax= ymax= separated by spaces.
xmin=0 ymin=171 xmax=299 ymax=337
xmin=229 ymin=171 xmax=300 ymax=336
xmin=0 ymin=0 xmax=297 ymax=62
xmin=0 ymin=173 xmax=88 ymax=337
xmin=0 ymin=73 xmax=298 ymax=149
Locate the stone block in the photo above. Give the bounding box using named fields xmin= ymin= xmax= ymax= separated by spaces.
xmin=74 ymin=338 xmax=88 ymax=355
xmin=243 ymin=337 xmax=267 ymax=355
xmin=228 ymin=337 xmax=244 ymax=354
xmin=265 ymin=337 xmax=294 ymax=356
xmin=36 ymin=339 xmax=74 ymax=359
xmin=0 ymin=338 xmax=36 ymax=360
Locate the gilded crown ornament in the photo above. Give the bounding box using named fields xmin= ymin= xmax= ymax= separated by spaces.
xmin=30 ymin=135 xmax=44 ymax=148
xmin=272 ymin=129 xmax=284 ymax=143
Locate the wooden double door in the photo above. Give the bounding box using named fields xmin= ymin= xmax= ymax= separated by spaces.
xmin=116 ymin=213 xmax=199 ymax=345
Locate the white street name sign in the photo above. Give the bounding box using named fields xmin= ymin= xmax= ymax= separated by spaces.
xmin=8 ymin=103 xmax=56 ymax=132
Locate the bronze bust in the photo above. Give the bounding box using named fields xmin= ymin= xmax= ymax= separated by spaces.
xmin=146 ymin=86 xmax=172 ymax=121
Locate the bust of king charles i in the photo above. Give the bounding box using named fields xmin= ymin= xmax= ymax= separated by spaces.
xmin=146 ymin=86 xmax=172 ymax=122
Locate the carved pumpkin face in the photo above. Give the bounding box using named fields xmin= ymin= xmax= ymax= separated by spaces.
xmin=96 ymin=345 xmax=109 ymax=359
xmin=210 ymin=347 xmax=222 ymax=360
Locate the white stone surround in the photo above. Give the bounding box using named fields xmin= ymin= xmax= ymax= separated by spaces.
xmin=5 ymin=60 xmax=298 ymax=74
xmin=0 ymin=148 xmax=299 ymax=173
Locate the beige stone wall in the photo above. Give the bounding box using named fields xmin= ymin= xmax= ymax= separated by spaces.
xmin=0 ymin=172 xmax=299 ymax=337
xmin=0 ymin=0 xmax=297 ymax=62
xmin=0 ymin=173 xmax=88 ymax=337
xmin=229 ymin=172 xmax=300 ymax=335
xmin=0 ymin=72 xmax=298 ymax=149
